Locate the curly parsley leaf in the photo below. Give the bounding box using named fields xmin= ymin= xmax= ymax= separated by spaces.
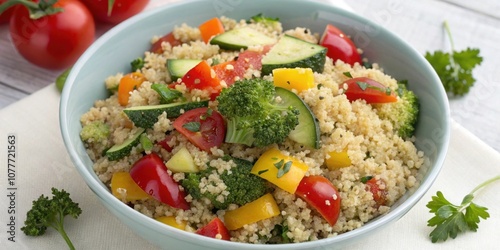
xmin=424 ymin=21 xmax=483 ymax=96
xmin=426 ymin=175 xmax=500 ymax=243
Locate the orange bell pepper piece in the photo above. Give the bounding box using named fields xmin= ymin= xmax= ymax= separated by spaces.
xmin=117 ymin=72 xmax=146 ymax=106
xmin=111 ymin=172 xmax=150 ymax=201
xmin=224 ymin=193 xmax=280 ymax=230
xmin=199 ymin=17 xmax=225 ymax=43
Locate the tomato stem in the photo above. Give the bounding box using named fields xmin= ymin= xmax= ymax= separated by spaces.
xmin=0 ymin=0 xmax=63 ymax=19
xmin=108 ymin=0 xmax=116 ymax=16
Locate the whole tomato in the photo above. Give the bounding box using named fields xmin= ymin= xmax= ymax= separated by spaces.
xmin=0 ymin=0 xmax=16 ymax=23
xmin=81 ymin=0 xmax=149 ymax=24
xmin=9 ymin=0 xmax=95 ymax=70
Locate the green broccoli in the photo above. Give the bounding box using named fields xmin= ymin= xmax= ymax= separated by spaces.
xmin=181 ymin=156 xmax=268 ymax=210
xmin=80 ymin=120 xmax=110 ymax=143
xmin=377 ymin=81 xmax=419 ymax=138
xmin=216 ymin=79 xmax=300 ymax=147
xmin=21 ymin=188 xmax=82 ymax=250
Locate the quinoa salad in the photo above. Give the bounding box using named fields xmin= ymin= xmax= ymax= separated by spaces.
xmin=80 ymin=14 xmax=427 ymax=244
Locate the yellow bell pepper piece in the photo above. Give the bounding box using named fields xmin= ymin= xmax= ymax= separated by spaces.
xmin=224 ymin=193 xmax=280 ymax=230
xmin=251 ymin=147 xmax=309 ymax=193
xmin=111 ymin=172 xmax=150 ymax=201
xmin=325 ymin=148 xmax=351 ymax=170
xmin=272 ymin=68 xmax=314 ymax=93
xmin=156 ymin=216 xmax=187 ymax=230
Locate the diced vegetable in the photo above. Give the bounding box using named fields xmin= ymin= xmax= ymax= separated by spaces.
xmin=167 ymin=59 xmax=203 ymax=81
xmin=364 ymin=177 xmax=387 ymax=207
xmin=272 ymin=68 xmax=314 ymax=93
xmin=111 ymin=172 xmax=150 ymax=201
xmin=262 ymin=35 xmax=326 ymax=75
xmin=319 ymin=24 xmax=362 ymax=66
xmin=129 ymin=153 xmax=190 ymax=210
xmin=150 ymin=32 xmax=182 ymax=54
xmin=196 ymin=217 xmax=230 ymax=240
xmin=105 ymin=128 xmax=145 ymax=161
xmin=343 ymin=77 xmax=397 ymax=103
xmin=165 ymin=146 xmax=198 ymax=173
xmin=295 ymin=176 xmax=341 ymax=226
xmin=156 ymin=216 xmax=187 ymax=230
xmin=224 ymin=193 xmax=280 ymax=230
xmin=251 ymin=148 xmax=308 ymax=193
xmin=199 ymin=17 xmax=225 ymax=43
xmin=118 ymin=72 xmax=147 ymax=106
xmin=325 ymin=148 xmax=351 ymax=170
xmin=210 ymin=27 xmax=276 ymax=50
xmin=123 ymin=100 xmax=209 ymax=128
xmin=275 ymin=87 xmax=320 ymax=149
xmin=151 ymin=83 xmax=183 ymax=104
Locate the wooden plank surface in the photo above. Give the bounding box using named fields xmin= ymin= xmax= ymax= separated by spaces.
xmin=1 ymin=0 xmax=499 ymax=153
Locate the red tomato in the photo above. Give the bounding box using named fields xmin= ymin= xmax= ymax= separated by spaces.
xmin=0 ymin=0 xmax=16 ymax=23
xmin=295 ymin=176 xmax=341 ymax=226
xmin=182 ymin=61 xmax=221 ymax=90
xmin=150 ymin=32 xmax=182 ymax=54
xmin=343 ymin=77 xmax=397 ymax=103
xmin=365 ymin=178 xmax=387 ymax=207
xmin=173 ymin=108 xmax=225 ymax=152
xmin=212 ymin=49 xmax=266 ymax=86
xmin=157 ymin=135 xmax=174 ymax=152
xmin=9 ymin=0 xmax=95 ymax=70
xmin=80 ymin=0 xmax=149 ymax=24
xmin=129 ymin=153 xmax=190 ymax=210
xmin=196 ymin=217 xmax=230 ymax=240
xmin=320 ymin=24 xmax=362 ymax=66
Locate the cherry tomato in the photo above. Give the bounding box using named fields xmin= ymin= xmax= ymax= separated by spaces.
xmin=320 ymin=24 xmax=362 ymax=66
xmin=9 ymin=0 xmax=95 ymax=70
xmin=150 ymin=32 xmax=182 ymax=54
xmin=173 ymin=107 xmax=225 ymax=152
xmin=295 ymin=175 xmax=341 ymax=226
xmin=212 ymin=49 xmax=267 ymax=86
xmin=196 ymin=217 xmax=230 ymax=240
xmin=365 ymin=177 xmax=387 ymax=207
xmin=343 ymin=77 xmax=397 ymax=103
xmin=129 ymin=153 xmax=190 ymax=210
xmin=0 ymin=0 xmax=16 ymax=23
xmin=80 ymin=0 xmax=149 ymax=24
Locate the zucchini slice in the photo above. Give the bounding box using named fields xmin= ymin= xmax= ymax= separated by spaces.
xmin=275 ymin=87 xmax=320 ymax=149
xmin=124 ymin=101 xmax=209 ymax=128
xmin=106 ymin=128 xmax=145 ymax=161
xmin=167 ymin=59 xmax=203 ymax=81
xmin=210 ymin=27 xmax=277 ymax=50
xmin=262 ymin=35 xmax=326 ymax=76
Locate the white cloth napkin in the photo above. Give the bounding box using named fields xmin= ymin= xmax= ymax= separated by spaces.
xmin=1 ymin=1 xmax=499 ymax=249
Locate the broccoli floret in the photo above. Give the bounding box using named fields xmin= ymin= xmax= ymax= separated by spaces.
xmin=80 ymin=121 xmax=110 ymax=143
xmin=181 ymin=156 xmax=268 ymax=210
xmin=21 ymin=188 xmax=82 ymax=250
xmin=377 ymin=81 xmax=419 ymax=138
xmin=216 ymin=79 xmax=299 ymax=147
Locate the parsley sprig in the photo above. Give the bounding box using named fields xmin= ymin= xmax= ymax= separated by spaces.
xmin=426 ymin=175 xmax=500 ymax=242
xmin=424 ymin=21 xmax=483 ymax=96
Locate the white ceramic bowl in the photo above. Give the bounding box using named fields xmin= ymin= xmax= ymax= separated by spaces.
xmin=60 ymin=0 xmax=451 ymax=249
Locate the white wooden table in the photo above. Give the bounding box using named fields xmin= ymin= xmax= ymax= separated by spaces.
xmin=1 ymin=0 xmax=499 ymax=153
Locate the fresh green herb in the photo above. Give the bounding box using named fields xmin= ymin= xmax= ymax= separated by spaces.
xmin=130 ymin=57 xmax=144 ymax=72
xmin=360 ymin=176 xmax=373 ymax=184
xmin=356 ymin=81 xmax=392 ymax=95
xmin=21 ymin=188 xmax=82 ymax=250
xmin=317 ymin=84 xmax=323 ymax=89
xmin=140 ymin=133 xmax=153 ymax=152
xmin=362 ymin=61 xmax=373 ymax=69
xmin=55 ymin=67 xmax=71 ymax=92
xmin=210 ymin=58 xmax=220 ymax=66
xmin=151 ymin=83 xmax=183 ymax=104
xmin=343 ymin=71 xmax=353 ymax=78
xmin=258 ymin=169 xmax=269 ymax=175
xmin=200 ymin=108 xmax=213 ymax=120
xmin=274 ymin=159 xmax=284 ymax=169
xmin=183 ymin=122 xmax=201 ymax=132
xmin=426 ymin=175 xmax=500 ymax=243
xmin=424 ymin=21 xmax=483 ymax=96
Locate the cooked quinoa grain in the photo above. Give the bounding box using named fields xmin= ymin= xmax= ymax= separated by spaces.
xmin=80 ymin=16 xmax=426 ymax=244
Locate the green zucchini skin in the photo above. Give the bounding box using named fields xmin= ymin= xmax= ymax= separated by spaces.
xmin=106 ymin=128 xmax=145 ymax=161
xmin=275 ymin=87 xmax=320 ymax=149
xmin=210 ymin=27 xmax=277 ymax=50
xmin=262 ymin=35 xmax=326 ymax=76
xmin=167 ymin=59 xmax=202 ymax=81
xmin=123 ymin=101 xmax=209 ymax=128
